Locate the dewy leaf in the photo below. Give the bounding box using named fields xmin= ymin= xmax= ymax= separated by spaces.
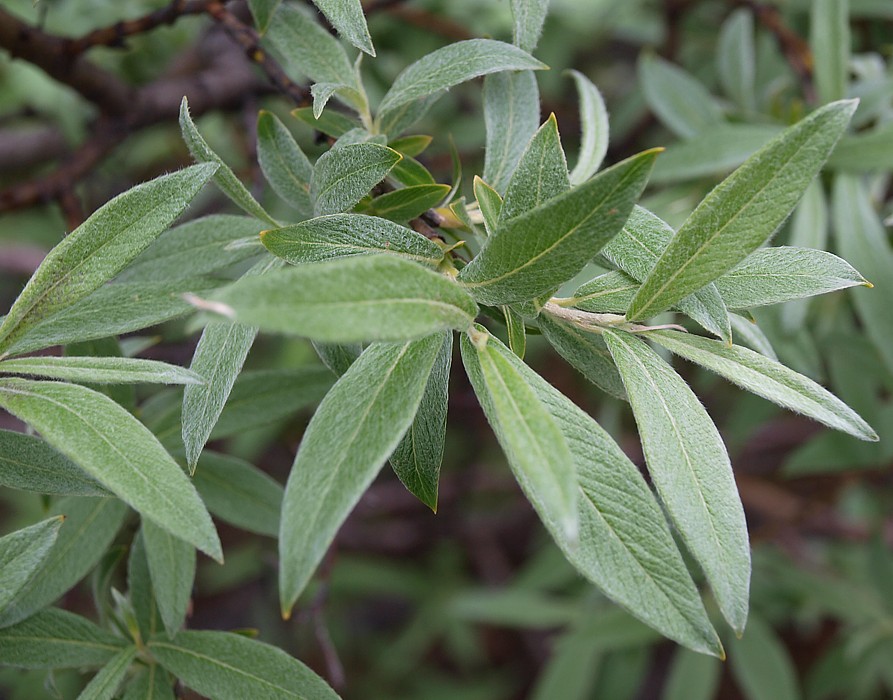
xmin=0 ymin=379 xmax=222 ymax=561
xmin=279 ymin=335 xmax=443 ymax=614
xmin=179 ymin=98 xmax=276 ymax=226
xmin=310 ymin=0 xmax=375 ymax=56
xmin=248 ymin=0 xmax=281 ymax=33
xmin=78 ymin=646 xmax=138 ymax=700
xmin=389 ymin=332 xmax=452 ymax=511
xmin=603 ymin=330 xmax=751 ymax=634
xmin=483 ymin=71 xmax=541 ymax=193
xmin=311 ymin=143 xmax=402 ymax=216
xmin=0 ymin=429 xmax=108 ymax=496
xmin=142 ymin=519 xmax=195 ymax=638
xmin=0 ymin=356 xmax=203 ymax=386
xmin=567 ymin=70 xmax=610 ymax=185
xmin=378 ymin=39 xmax=547 ymax=117
xmin=261 ymin=214 xmax=443 ymax=267
xmin=150 ymin=631 xmax=340 ymax=700
xmin=713 ymin=246 xmax=868 ymax=309
xmin=717 ymin=9 xmax=756 ymax=112
xmin=648 ymin=329 xmax=877 ymax=441
xmin=510 ymin=0 xmax=550 ymax=52
xmin=0 ymin=516 xmax=64 ymax=615
xmin=463 ymin=331 xmax=722 ymax=656
xmin=461 ymin=328 xmax=578 ymax=541
xmin=0 ymin=164 xmax=217 ymax=355
xmin=257 ymin=111 xmax=314 ymax=218
xmin=627 ymin=99 xmax=858 ymax=321
xmin=213 ymin=255 xmax=478 ymax=344
xmin=0 ymin=608 xmax=126 ymax=669
xmin=811 ymin=0 xmax=850 ymax=104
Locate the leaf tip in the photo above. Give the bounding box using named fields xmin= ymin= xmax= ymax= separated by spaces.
xmin=862 ymin=280 xmax=874 ymax=289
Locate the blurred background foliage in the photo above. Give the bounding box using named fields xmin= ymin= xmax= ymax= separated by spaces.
xmin=1 ymin=0 xmax=893 ymax=698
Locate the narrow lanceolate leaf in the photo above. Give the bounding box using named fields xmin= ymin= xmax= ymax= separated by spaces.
xmin=79 ymin=646 xmax=138 ymax=700
xmin=458 ymin=150 xmax=658 ymax=305
xmin=510 ymin=0 xmax=550 ymax=52
xmin=280 ymin=336 xmax=443 ymax=613
xmin=214 ymin=255 xmax=478 ymax=344
xmin=390 ymin=332 xmax=452 ymax=511
xmin=782 ymin=181 xmax=829 ymax=331
xmin=0 ymin=430 xmax=107 ymax=496
xmin=603 ymin=330 xmax=751 ymax=634
xmin=142 ymin=520 xmax=195 ymax=638
xmin=368 ymin=184 xmax=451 ymax=223
xmin=0 ymin=497 xmax=127 ymax=627
xmin=567 ymin=70 xmax=609 ymax=185
xmin=0 ymin=517 xmax=64 ymax=615
xmin=265 ymin=3 xmax=355 ymax=84
xmin=504 ymin=305 xmax=527 ymax=359
xmin=311 ymin=144 xmax=402 ymax=216
xmin=474 ymin=177 xmax=502 ymax=237
xmin=627 ymin=99 xmax=858 ymax=321
xmin=0 ymin=356 xmax=203 ymax=385
xmin=248 ymin=0 xmax=281 ymax=33
xmin=378 ymin=39 xmax=547 ymax=117
xmin=310 ymin=0 xmax=374 ymax=56
xmin=179 ymin=99 xmax=276 ymax=226
xmin=122 ymin=664 xmax=175 ymax=700
xmin=713 ymin=247 xmax=868 ymax=309
xmin=569 ymin=270 xmax=639 ymax=314
xmin=311 ymin=81 xmax=364 ymax=119
xmin=729 ymin=314 xmax=778 ymax=360
xmin=483 ymin=71 xmax=541 ymax=193
xmin=257 ymin=111 xmax=314 ymax=218
xmin=811 ymin=0 xmax=850 ymax=105
xmin=648 ymin=329 xmax=877 ymax=441
xmin=717 ymin=9 xmax=756 ymax=112
xmin=293 ymin=106 xmax=359 ymax=139
xmin=0 ymin=164 xmax=217 ymax=355
xmin=0 ymin=608 xmax=126 ymax=668
xmin=0 ymin=379 xmax=221 ymax=561
xmin=150 ymin=631 xmax=340 ymax=700
xmin=261 ymin=214 xmax=443 ymax=267
xmin=465 ymin=332 xmax=722 ymax=656
xmin=461 ymin=327 xmax=578 ymax=541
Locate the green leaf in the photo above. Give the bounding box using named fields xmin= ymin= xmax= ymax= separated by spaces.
xmin=827 ymin=122 xmax=893 ymax=172
xmin=0 ymin=379 xmax=221 ymax=561
xmin=663 ymin=649 xmax=721 ymax=700
xmin=79 ymin=646 xmax=138 ymax=700
xmin=0 ymin=516 xmax=64 ymax=615
xmin=729 ymin=314 xmax=778 ymax=360
xmin=377 ymin=93 xmax=442 ymax=138
xmin=567 ymin=70 xmax=609 ymax=185
xmin=389 ymin=154 xmax=437 ymax=187
xmin=261 ymin=214 xmax=443 ymax=266
xmin=388 ymin=134 xmax=432 ymax=158
xmin=569 ymin=270 xmax=639 ymax=313
xmin=627 ymin=100 xmax=857 ymax=321
xmin=464 ymin=331 xmax=722 ymax=656
xmin=603 ymin=330 xmax=750 ymax=634
xmin=257 ymin=111 xmax=314 ymax=218
xmin=389 ymin=332 xmax=452 ymax=511
xmin=638 ymin=53 xmax=724 ymax=139
xmin=461 ymin=327 xmax=577 ymax=541
xmin=127 ymin=530 xmax=164 ymax=645
xmin=150 ymin=630 xmax=340 ymax=700
xmin=0 ymin=608 xmax=126 ymax=668
xmin=510 ymin=0 xmax=550 ymax=52
xmin=121 ymin=664 xmax=175 ymax=700
xmin=312 ymin=341 xmax=362 ymax=377
xmin=292 ymin=106 xmax=359 ymax=138
xmin=0 ymin=356 xmax=202 ymax=385
xmin=311 ymin=81 xmax=366 ymax=120
xmin=483 ymin=71 xmax=541 ymax=193
xmin=179 ymin=99 xmax=276 ymax=226
xmin=248 ymin=0 xmax=281 ymax=33
xmin=367 ymin=184 xmax=451 ymax=223
xmin=0 ymin=429 xmax=107 ymax=496
xmin=310 ymin=0 xmax=374 ymax=56
xmin=311 ymin=143 xmax=401 ymax=216
xmin=474 ymin=176 xmax=503 ymax=237
xmin=279 ymin=335 xmax=443 ymax=613
xmin=458 ymin=149 xmax=658 ymax=305
xmin=0 ymin=165 xmax=217 ymax=355
xmin=0 ymin=497 xmax=127 ymax=627
xmin=503 ymin=305 xmax=527 ymax=358
xmin=811 ymin=0 xmax=850 ymax=104
xmin=781 ymin=181 xmax=829 ymax=331
xmin=213 ymin=255 xmax=478 ymax=344
xmin=378 ymin=39 xmax=546 ymax=117
xmin=728 ymin=616 xmax=801 ymax=700
xmin=193 ymin=452 xmax=283 ymax=537
xmin=717 ymin=9 xmax=756 ymax=112
xmin=142 ymin=520 xmax=195 ymax=638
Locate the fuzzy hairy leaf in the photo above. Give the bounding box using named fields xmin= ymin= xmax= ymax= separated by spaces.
xmin=510 ymin=0 xmax=550 ymax=52
xmin=569 ymin=270 xmax=639 ymax=313
xmin=312 ymin=144 xmax=402 ymax=216
xmin=0 ymin=430 xmax=107 ymax=496
xmin=142 ymin=520 xmax=195 ymax=638
xmin=0 ymin=516 xmax=64 ymax=615
xmin=781 ymin=181 xmax=829 ymax=331
xmin=310 ymin=0 xmax=374 ymax=56
xmin=121 ymin=664 xmax=175 ymax=700
xmin=474 ymin=177 xmax=502 ymax=237
xmin=0 ymin=356 xmax=202 ymax=386
xmin=368 ymin=184 xmax=451 ymax=222
xmin=79 ymin=646 xmax=138 ymax=700
xmin=567 ymin=70 xmax=609 ymax=184
xmin=257 ymin=111 xmax=314 ymax=218
xmin=483 ymin=71 xmax=541 ymax=193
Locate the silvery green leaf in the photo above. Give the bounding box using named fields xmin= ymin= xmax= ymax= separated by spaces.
xmin=603 ymin=329 xmax=750 ymax=634
xmin=483 ymin=71 xmax=540 ymax=193
xmin=257 ymin=111 xmax=314 ymax=218
xmin=279 ymin=335 xmax=443 ymax=613
xmin=638 ymin=53 xmax=725 ymax=139
xmin=473 ymin=176 xmax=502 ymax=237
xmin=121 ymin=664 xmax=175 ymax=700
xmin=312 ymin=143 xmax=401 ymax=216
xmin=461 ymin=327 xmax=578 ymax=542
xmin=150 ymin=631 xmax=340 ymax=700
xmin=141 ymin=520 xmax=195 ymax=638
xmin=0 ymin=430 xmax=107 ymax=496
xmin=0 ymin=516 xmax=63 ymax=616
xmin=368 ymin=184 xmax=451 ymax=223
xmin=717 ymin=9 xmax=756 ymax=112
xmin=569 ymin=270 xmax=639 ymax=313
xmin=0 ymin=165 xmax=217 ymax=356
xmin=465 ymin=331 xmax=722 ymax=656
xmin=127 ymin=530 xmax=163 ymax=645
xmin=213 ymin=255 xmax=478 ymax=343
xmin=179 ymin=99 xmax=276 ymax=226
xmin=312 ymin=341 xmax=362 ymax=377
xmin=311 ymin=81 xmax=365 ymax=119
xmin=248 ymin=0 xmax=281 ymax=33
xmin=0 ymin=356 xmax=202 ymax=385
xmin=714 ymin=246 xmax=868 ymax=309
xmin=0 ymin=608 xmax=126 ymax=668
xmin=567 ymin=70 xmax=609 ymax=185
xmin=510 ymin=0 xmax=550 ymax=52
xmin=389 ymin=153 xmax=436 ymax=187
xmin=293 ymin=106 xmax=359 ymax=138
xmin=265 ymin=3 xmax=355 ymax=84
xmin=628 ymin=100 xmax=858 ymax=321
xmin=782 ymin=181 xmax=829 ymax=331
xmin=378 ymin=39 xmax=546 ymax=117
xmin=458 ymin=150 xmax=658 ymax=305
xmin=728 ymin=616 xmax=801 ymax=700
xmin=663 ymin=649 xmax=721 ymax=700
xmin=310 ymin=0 xmax=374 ymax=56
xmin=377 ymin=93 xmax=442 ymax=138
xmin=504 ymin=306 xmax=527 ymax=359
xmin=389 ymin=332 xmax=452 ymax=511
xmin=827 ymin=122 xmax=893 ymax=172
xmin=388 ymin=135 xmax=432 ymax=158
xmin=0 ymin=380 xmax=221 ymax=561
xmin=78 ymin=646 xmax=137 ymax=700
xmin=729 ymin=314 xmax=778 ymax=360
xmin=811 ymin=0 xmax=850 ymax=104
xmin=261 ymin=214 xmax=443 ymax=267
